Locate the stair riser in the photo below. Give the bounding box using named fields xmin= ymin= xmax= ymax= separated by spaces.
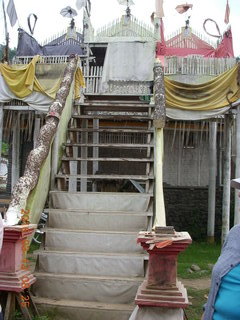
xmin=36 ymin=304 xmax=133 ymax=320
xmin=32 ymin=277 xmax=141 ymax=304
xmin=37 ymin=253 xmax=145 ymax=277
xmin=45 ymin=231 xmax=141 ymax=253
xmin=48 ymin=212 xmax=148 ymax=232
xmin=50 ymin=192 xmax=151 ymax=212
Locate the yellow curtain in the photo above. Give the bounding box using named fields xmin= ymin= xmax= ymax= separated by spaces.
xmin=0 ymin=56 xmax=85 ymax=100
xmin=0 ymin=56 xmax=40 ymax=98
xmin=165 ymin=64 xmax=240 ymax=110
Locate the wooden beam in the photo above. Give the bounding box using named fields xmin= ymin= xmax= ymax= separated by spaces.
xmin=222 ymin=114 xmax=232 ymax=243
xmin=0 ymin=104 xmax=3 ymax=165
xmin=234 ymin=106 xmax=240 ymax=225
xmin=33 ymin=117 xmax=41 ymax=149
xmin=207 ymin=121 xmax=217 ymax=243
xmin=11 ymin=114 xmax=20 ymax=191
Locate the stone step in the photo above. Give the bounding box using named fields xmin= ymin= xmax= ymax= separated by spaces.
xmin=35 ymin=250 xmax=146 ymax=277
xmin=33 ymin=297 xmax=134 ymax=320
xmin=44 ymin=228 xmax=142 ymax=253
xmin=50 ymin=191 xmax=152 ymax=212
xmin=48 ymin=209 xmax=151 ymax=232
xmin=33 ymin=272 xmax=143 ymax=304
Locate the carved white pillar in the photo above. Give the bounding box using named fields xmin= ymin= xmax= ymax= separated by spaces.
xmin=153 ymin=59 xmax=166 ymax=227
xmin=234 ymin=106 xmax=240 ymax=225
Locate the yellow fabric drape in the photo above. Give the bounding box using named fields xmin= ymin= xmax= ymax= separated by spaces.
xmin=0 ymin=56 xmax=40 ymax=98
xmin=165 ymin=64 xmax=240 ymax=110
xmin=0 ymin=56 xmax=85 ymax=100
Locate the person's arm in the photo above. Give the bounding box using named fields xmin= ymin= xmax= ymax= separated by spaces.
xmin=201 ymin=313 xmax=204 ymax=320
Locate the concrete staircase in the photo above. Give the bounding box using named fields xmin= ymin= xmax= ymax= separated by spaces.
xmin=32 ymin=95 xmax=154 ymax=320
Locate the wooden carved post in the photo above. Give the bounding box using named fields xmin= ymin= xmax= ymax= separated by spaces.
xmin=5 ymin=55 xmax=78 ymax=226
xmin=153 ymin=59 xmax=166 ymax=227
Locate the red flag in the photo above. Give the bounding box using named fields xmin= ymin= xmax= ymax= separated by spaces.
xmin=224 ymin=0 xmax=230 ymax=24
xmin=175 ymin=3 xmax=193 ymax=14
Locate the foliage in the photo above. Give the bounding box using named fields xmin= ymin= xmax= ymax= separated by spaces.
xmin=1 ymin=142 xmax=9 ymax=156
xmin=178 ymin=241 xmax=221 ymax=279
xmin=185 ymin=288 xmax=209 ymax=320
xmin=0 ymin=44 xmax=17 ymax=62
xmin=13 ymin=311 xmax=53 ymax=320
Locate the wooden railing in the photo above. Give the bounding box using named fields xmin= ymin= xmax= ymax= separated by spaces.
xmin=11 ymin=55 xmax=237 ymax=93
xmin=165 ymin=27 xmax=217 ymax=48
xmin=82 ymin=66 xmax=103 ymax=94
xmin=164 ymin=56 xmax=236 ymax=76
xmin=95 ymin=15 xmax=155 ymax=41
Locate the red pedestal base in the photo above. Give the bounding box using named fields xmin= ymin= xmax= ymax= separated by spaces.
xmin=135 ymin=230 xmax=192 ymax=309
xmin=136 ymin=279 xmax=189 ymax=308
xmin=0 ymin=225 xmax=37 ymax=292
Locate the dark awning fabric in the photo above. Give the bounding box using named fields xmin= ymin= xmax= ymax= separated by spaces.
xmin=16 ymin=28 xmax=84 ymax=56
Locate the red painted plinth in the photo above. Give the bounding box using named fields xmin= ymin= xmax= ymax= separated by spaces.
xmin=0 ymin=224 xmax=37 ymax=292
xmin=135 ymin=230 xmax=192 ymax=308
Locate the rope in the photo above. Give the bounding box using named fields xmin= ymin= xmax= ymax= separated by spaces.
xmin=203 ymin=18 xmax=222 ymax=39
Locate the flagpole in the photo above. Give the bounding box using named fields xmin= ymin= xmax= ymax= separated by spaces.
xmin=1 ymin=0 xmax=9 ymax=63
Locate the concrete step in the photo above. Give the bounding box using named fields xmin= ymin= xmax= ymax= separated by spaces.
xmin=44 ymin=228 xmax=142 ymax=253
xmin=35 ymin=250 xmax=146 ymax=277
xmin=50 ymin=191 xmax=152 ymax=212
xmin=48 ymin=209 xmax=151 ymax=232
xmin=33 ymin=297 xmax=134 ymax=320
xmin=33 ymin=272 xmax=143 ymax=304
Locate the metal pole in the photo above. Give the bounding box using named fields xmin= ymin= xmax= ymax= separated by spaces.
xmin=207 ymin=121 xmax=217 ymax=243
xmin=0 ymin=104 xmax=3 ymax=165
xmin=2 ymin=0 xmax=9 ymax=63
xmin=222 ymin=114 xmax=232 ymax=243
xmin=234 ymin=106 xmax=240 ymax=225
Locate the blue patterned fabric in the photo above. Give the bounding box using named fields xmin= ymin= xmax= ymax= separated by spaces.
xmin=213 ymin=263 xmax=240 ymax=319
xmin=203 ymin=224 xmax=240 ymax=320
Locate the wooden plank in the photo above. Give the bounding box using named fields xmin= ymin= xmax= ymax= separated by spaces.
xmin=77 ymin=102 xmax=155 ymax=107
xmin=11 ymin=114 xmax=20 ymax=191
xmin=0 ymin=104 xmax=3 ymax=165
xmin=68 ymin=128 xmax=154 ymax=133
xmin=92 ymin=119 xmax=99 ymax=191
xmin=81 ymin=120 xmax=88 ymax=192
xmin=72 ymin=115 xmax=152 ymax=120
xmin=56 ymin=174 xmax=154 ymax=180
xmin=76 ymin=100 xmax=152 ymax=105
xmin=65 ymin=143 xmax=154 ymax=148
xmin=235 ymin=106 xmax=240 ymax=225
xmin=69 ymin=159 xmax=78 ymax=192
xmin=78 ymin=106 xmax=151 ymax=112
xmin=62 ymin=157 xmax=154 ymax=162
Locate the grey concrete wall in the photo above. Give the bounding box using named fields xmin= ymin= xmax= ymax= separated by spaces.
xmin=164 ymin=187 xmax=235 ymax=241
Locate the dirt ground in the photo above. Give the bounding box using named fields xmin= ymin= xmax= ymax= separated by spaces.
xmin=180 ymin=277 xmax=211 ymax=290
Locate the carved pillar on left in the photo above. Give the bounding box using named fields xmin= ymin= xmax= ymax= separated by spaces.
xmin=0 ymin=225 xmax=39 ymax=319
